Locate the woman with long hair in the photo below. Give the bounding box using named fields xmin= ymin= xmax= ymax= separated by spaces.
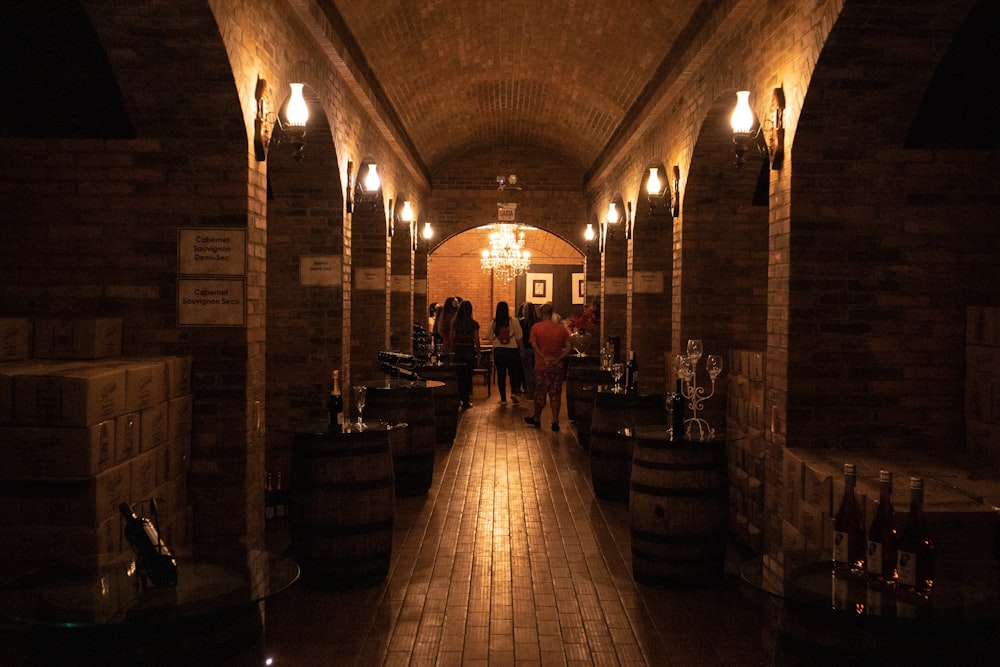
xmin=435 ymin=297 xmax=460 ymax=356
xmin=450 ymin=299 xmax=480 ymax=409
xmin=490 ymin=301 xmax=523 ymax=404
xmin=518 ymin=302 xmax=539 ymax=396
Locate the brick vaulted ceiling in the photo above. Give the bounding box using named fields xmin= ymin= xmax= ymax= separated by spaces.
xmin=314 ymin=0 xmax=711 ymax=174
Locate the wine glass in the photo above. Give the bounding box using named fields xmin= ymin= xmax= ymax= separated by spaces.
xmin=611 ymin=362 xmax=625 ymax=393
xmin=706 ymin=354 xmax=724 ymax=381
xmin=353 ymin=385 xmax=367 ymax=430
xmin=686 ymin=339 xmax=703 ymax=364
xmin=673 ymin=354 xmax=694 ymax=383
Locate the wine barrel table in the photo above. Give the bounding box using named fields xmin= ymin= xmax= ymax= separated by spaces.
xmin=565 ymin=358 xmax=610 ymax=422
xmin=628 ymin=425 xmax=729 ymax=587
xmin=416 ymin=363 xmax=461 ymax=445
xmin=589 ymin=389 xmax=665 ymax=501
xmin=289 ymin=424 xmax=397 ymax=589
xmin=363 ymin=380 xmax=441 ymax=496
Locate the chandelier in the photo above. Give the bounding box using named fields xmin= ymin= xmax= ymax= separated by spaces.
xmin=481 ymin=224 xmax=531 ymax=283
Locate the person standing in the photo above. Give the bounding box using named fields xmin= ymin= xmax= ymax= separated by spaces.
xmin=518 ymin=302 xmax=539 ymax=397
xmin=524 ymin=302 xmax=571 ymax=431
xmin=451 ymin=299 xmax=480 ymax=409
xmin=435 ymin=297 xmax=459 ymax=356
xmin=490 ymin=301 xmax=523 ymax=404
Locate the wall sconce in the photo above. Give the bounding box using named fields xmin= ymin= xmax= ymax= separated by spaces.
xmin=346 ymin=161 xmax=382 ymax=214
xmin=730 ymin=88 xmax=785 ymax=170
xmin=400 ymin=200 xmax=415 ymax=246
xmin=254 ymin=79 xmax=309 ymax=161
xmin=584 ymin=223 xmax=596 ymax=252
xmin=420 ymin=221 xmax=433 ymax=250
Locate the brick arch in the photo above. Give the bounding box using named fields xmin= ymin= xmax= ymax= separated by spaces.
xmin=785 ymin=0 xmax=998 ymax=451
xmin=265 ymin=83 xmax=348 ymax=475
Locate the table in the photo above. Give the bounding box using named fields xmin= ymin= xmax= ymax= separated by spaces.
xmin=287 ymin=423 xmax=400 ymax=587
xmin=363 ymin=379 xmax=444 ymax=496
xmin=587 ymin=388 xmax=665 ymax=500
xmin=742 ymin=550 xmax=1000 ymax=666
xmin=0 ymin=550 xmax=299 ymax=667
xmin=625 ymin=425 xmax=730 ymax=587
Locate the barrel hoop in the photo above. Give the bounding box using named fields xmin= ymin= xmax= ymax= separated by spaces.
xmin=292 ymin=517 xmax=394 ymax=537
xmin=632 ymin=459 xmax=723 ymax=472
xmin=629 ymin=481 xmax=727 ymax=497
xmin=298 ymin=443 xmax=391 ymax=458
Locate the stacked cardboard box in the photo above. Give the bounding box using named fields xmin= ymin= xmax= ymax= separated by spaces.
xmin=0 ymin=318 xmax=192 ymax=573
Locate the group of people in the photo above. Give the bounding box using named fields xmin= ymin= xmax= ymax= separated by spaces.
xmin=429 ymin=298 xmax=571 ymax=431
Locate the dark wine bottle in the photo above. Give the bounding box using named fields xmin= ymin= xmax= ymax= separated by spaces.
xmin=832 ymin=463 xmax=866 ymax=575
xmin=380 ymin=361 xmax=423 ymax=383
xmin=897 ymin=476 xmax=934 ymax=605
xmin=865 ymin=470 xmax=897 ymax=584
xmin=275 ymin=471 xmax=287 ymax=518
xmin=670 ymin=379 xmax=685 ymax=442
xmin=625 ymin=351 xmax=638 ymax=394
xmin=119 ymin=502 xmax=178 ymax=588
xmin=264 ymin=471 xmax=275 ymax=519
xmin=328 ymin=370 xmax=344 ymax=432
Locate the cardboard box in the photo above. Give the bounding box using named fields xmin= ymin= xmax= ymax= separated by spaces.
xmin=167 ymin=394 xmax=193 ymax=439
xmin=0 ymin=420 xmax=115 ymax=478
xmin=130 ymin=449 xmax=158 ymax=502
xmin=13 ymin=362 xmax=126 ymax=426
xmin=158 ymin=432 xmax=191 ymax=485
xmin=33 ymin=317 xmax=122 ymax=360
xmin=114 ymin=359 xmax=167 ymax=413
xmin=115 ymin=412 xmax=140 ymax=462
xmin=0 ymin=318 xmax=31 ymax=361
xmin=0 ymin=461 xmax=131 ymax=527
xmin=1 ymin=360 xmax=75 ymax=424
xmin=166 ymin=356 xmax=193 ymax=399
xmin=141 ymin=402 xmax=169 ymax=451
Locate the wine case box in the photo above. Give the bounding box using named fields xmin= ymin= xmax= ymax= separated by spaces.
xmin=0 ymin=460 xmax=131 ymax=527
xmin=167 ymin=394 xmax=193 ymax=439
xmin=32 ymin=317 xmax=122 ymax=360
xmin=115 ymin=411 xmax=140 ymax=463
xmin=12 ymin=362 xmax=127 ymax=427
xmin=131 ymin=449 xmax=158 ymax=502
xmin=0 ymin=420 xmax=116 ymax=478
xmin=0 ymin=360 xmax=78 ymax=425
xmin=141 ymin=401 xmax=169 ymax=452
xmin=158 ymin=432 xmax=192 ymax=486
xmin=107 ymin=358 xmax=167 ymax=413
xmin=165 ymin=355 xmax=193 ymax=399
xmin=0 ymin=318 xmax=31 ymax=362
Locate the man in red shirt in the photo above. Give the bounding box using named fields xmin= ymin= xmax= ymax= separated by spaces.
xmin=524 ymin=302 xmax=572 ymax=431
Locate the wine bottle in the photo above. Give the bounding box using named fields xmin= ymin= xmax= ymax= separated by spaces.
xmin=265 ymin=471 xmax=275 ymax=519
xmin=897 ymin=476 xmax=934 ymax=602
xmin=119 ymin=502 xmax=178 ymax=588
xmin=625 ymin=351 xmax=638 ymax=394
xmin=832 ymin=463 xmax=866 ymax=575
xmin=670 ymin=379 xmax=685 ymax=442
xmin=328 ymin=370 xmax=344 ymax=432
xmin=380 ymin=361 xmax=424 ymax=383
xmin=275 ymin=471 xmax=287 ymax=518
xmin=865 ymin=470 xmax=897 ymax=584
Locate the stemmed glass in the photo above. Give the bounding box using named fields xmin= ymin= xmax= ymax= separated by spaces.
xmin=611 ymin=362 xmax=625 ymax=393
xmin=686 ymin=339 xmax=703 ymax=364
xmin=353 ymin=385 xmax=366 ymax=430
xmin=706 ymin=354 xmax=724 ymax=380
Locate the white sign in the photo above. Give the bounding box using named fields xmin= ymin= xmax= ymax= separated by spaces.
xmin=178 ymin=229 xmax=246 ymax=276
xmin=354 ymin=267 xmax=386 ymax=290
xmin=606 ymin=277 xmax=627 ymax=295
xmin=300 ymin=255 xmax=342 ymax=286
xmin=390 ymin=274 xmax=410 ymax=292
xmin=177 ymin=278 xmax=246 ymax=326
xmin=634 ymin=271 xmax=664 ymax=293
xmin=497 ymin=203 xmax=517 ymax=222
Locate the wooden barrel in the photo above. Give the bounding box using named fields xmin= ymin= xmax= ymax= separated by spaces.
xmin=565 ymin=361 xmax=610 ymax=421
xmin=589 ymin=391 xmax=665 ymax=500
xmin=364 ymin=381 xmax=437 ymax=496
xmin=629 ymin=433 xmax=728 ymax=587
xmin=289 ymin=429 xmax=395 ymax=589
xmin=417 ymin=363 xmax=460 ymax=445
xmin=571 ymin=385 xmax=599 ymax=450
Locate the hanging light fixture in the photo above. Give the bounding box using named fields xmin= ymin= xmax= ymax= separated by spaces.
xmin=480 ymin=224 xmax=531 ymax=284
xmin=253 ymin=79 xmax=310 ymax=161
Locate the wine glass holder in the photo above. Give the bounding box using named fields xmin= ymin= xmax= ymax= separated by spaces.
xmin=675 ymin=341 xmax=723 ymax=440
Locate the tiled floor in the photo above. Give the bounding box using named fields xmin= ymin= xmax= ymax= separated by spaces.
xmin=264 ymin=384 xmax=768 ymax=666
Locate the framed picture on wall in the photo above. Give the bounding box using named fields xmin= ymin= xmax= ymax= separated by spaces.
xmin=527 ymin=272 xmax=552 ymax=302
xmin=572 ymin=272 xmax=585 ymax=304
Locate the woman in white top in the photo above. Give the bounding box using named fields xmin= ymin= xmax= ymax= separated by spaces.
xmin=489 ymin=301 xmax=523 ymax=404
